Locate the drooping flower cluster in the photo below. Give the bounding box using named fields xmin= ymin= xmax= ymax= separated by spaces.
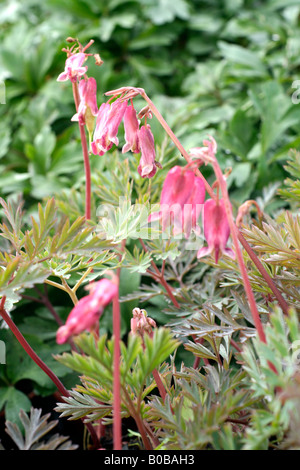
xmin=91 ymin=100 xmax=159 ymax=178
xmin=56 ymin=278 xmax=118 ymax=344
xmin=57 ymin=49 xmax=234 ymax=262
xmin=148 ymin=135 xmax=235 ymax=262
xmin=91 ymin=98 xmax=128 ymax=156
xmin=57 ymin=51 xmax=159 ymax=178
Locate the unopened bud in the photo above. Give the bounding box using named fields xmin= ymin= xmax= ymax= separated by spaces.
xmin=131 ymin=308 xmax=156 ymax=338
xmin=94 ymin=54 xmax=104 ymax=66
xmin=138 ymin=106 xmax=151 ymax=119
xmin=66 ymin=37 xmax=77 ymax=43
xmin=236 ymin=200 xmax=263 ymax=227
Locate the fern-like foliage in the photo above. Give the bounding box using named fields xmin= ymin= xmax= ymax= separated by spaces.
xmin=149 ymin=365 xmax=255 ymax=450
xmin=278 ymin=149 xmax=300 ymax=203
xmin=0 ymin=196 xmax=117 ymax=302
xmin=54 ymin=328 xmax=179 ymax=426
xmin=3 ymin=407 xmax=77 ymax=450
xmin=241 ymin=307 xmax=300 ymax=450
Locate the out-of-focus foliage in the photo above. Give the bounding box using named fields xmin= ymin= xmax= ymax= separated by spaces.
xmin=0 ymin=0 xmax=300 ymax=207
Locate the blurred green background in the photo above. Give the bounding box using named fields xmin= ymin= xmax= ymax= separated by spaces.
xmin=1 ymin=0 xmax=300 ymax=208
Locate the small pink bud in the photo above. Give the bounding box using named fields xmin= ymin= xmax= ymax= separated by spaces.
xmin=122 ymin=104 xmax=140 ymax=154
xmin=66 ymin=37 xmax=76 ymax=43
xmin=131 ymin=308 xmax=156 ymax=338
xmin=94 ymin=54 xmax=104 ymax=66
xmin=57 ymin=52 xmax=88 ymax=83
xmin=235 ymin=200 xmax=263 ymax=228
xmin=137 ymin=124 xmax=157 ymax=178
xmin=197 ymin=198 xmax=235 ymax=263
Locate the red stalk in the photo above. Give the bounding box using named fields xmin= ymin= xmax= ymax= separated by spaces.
xmin=237 ymin=232 xmax=290 ymax=316
xmin=72 ymin=82 xmax=92 ymax=220
xmin=112 ymin=290 xmax=122 ymax=450
xmin=210 ymin=159 xmax=267 ymax=343
xmin=0 ymin=298 xmax=69 ymax=396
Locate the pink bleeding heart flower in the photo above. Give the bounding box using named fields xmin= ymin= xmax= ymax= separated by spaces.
xmin=137 ymin=124 xmax=157 ymax=178
xmin=91 ymin=98 xmax=128 ymax=156
xmin=57 ymin=52 xmax=88 ymax=83
xmin=56 ymin=278 xmax=118 ymax=344
xmin=71 ymin=77 xmax=98 ymax=127
xmin=149 ymin=165 xmax=206 ymax=238
xmin=197 ymin=198 xmax=235 ymax=263
xmin=122 ymin=104 xmax=140 ymax=154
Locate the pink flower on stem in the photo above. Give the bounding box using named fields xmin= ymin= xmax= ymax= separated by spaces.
xmin=56 ymin=278 xmax=118 ymax=344
xmin=137 ymin=124 xmax=157 ymax=178
xmin=149 ymin=165 xmax=206 ymax=238
xmin=57 ymin=52 xmax=88 ymax=83
xmin=91 ymin=98 xmax=127 ymax=156
xmin=122 ymin=103 xmax=140 ymax=154
xmin=71 ymin=77 xmax=98 ymax=127
xmin=197 ymin=198 xmax=235 ymax=263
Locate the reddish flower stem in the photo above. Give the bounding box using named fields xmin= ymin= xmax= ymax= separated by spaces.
xmin=152 ymin=369 xmax=167 ymax=401
xmin=210 ymin=160 xmax=267 ymax=343
xmin=237 ymin=232 xmax=290 ymax=316
xmin=122 ymin=387 xmax=153 ymax=450
xmin=209 ymin=158 xmax=278 ymax=374
xmin=72 ymin=82 xmax=92 ymax=220
xmin=139 ymin=238 xmax=180 ymax=308
xmin=112 ymin=287 xmax=122 ymax=450
xmin=0 ymin=298 xmax=69 ymax=396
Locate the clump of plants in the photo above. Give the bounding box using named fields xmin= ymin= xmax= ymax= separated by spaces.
xmin=0 ymin=37 xmax=300 ymax=451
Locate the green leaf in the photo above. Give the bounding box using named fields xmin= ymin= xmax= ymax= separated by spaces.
xmin=4 ymin=387 xmax=31 ymax=426
xmin=218 ymin=41 xmax=268 ymax=77
xmin=142 ymin=0 xmax=190 ymax=25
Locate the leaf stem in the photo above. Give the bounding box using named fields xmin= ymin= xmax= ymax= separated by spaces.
xmin=61 ymin=277 xmax=78 ymax=305
xmin=139 ymin=238 xmax=180 ymax=308
xmin=72 ymin=266 xmax=93 ymax=294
